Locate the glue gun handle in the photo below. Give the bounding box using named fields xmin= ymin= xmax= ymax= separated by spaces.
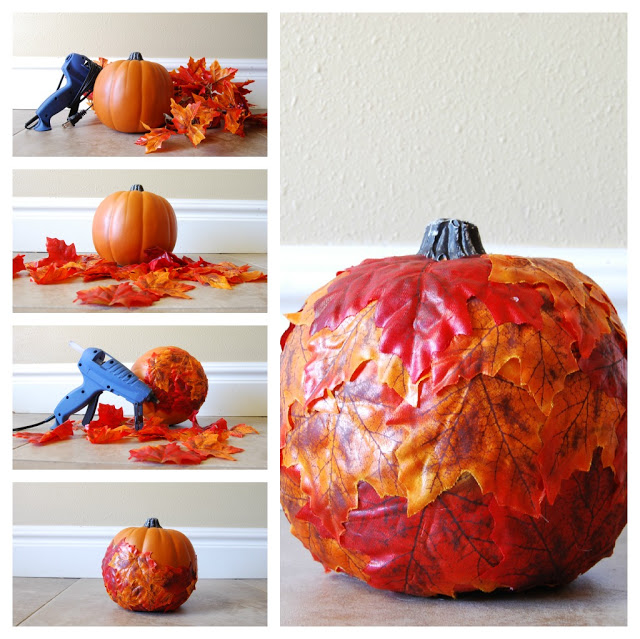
xmin=34 ymin=82 xmax=76 ymax=132
xmin=53 ymin=379 xmax=102 ymax=426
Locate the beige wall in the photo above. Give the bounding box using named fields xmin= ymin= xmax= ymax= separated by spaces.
xmin=281 ymin=13 xmax=626 ymax=248
xmin=14 ymin=13 xmax=267 ymax=59
xmin=13 ymin=483 xmax=267 ymax=527
xmin=13 ymin=326 xmax=267 ymax=364
xmin=13 ymin=170 xmax=267 ymax=200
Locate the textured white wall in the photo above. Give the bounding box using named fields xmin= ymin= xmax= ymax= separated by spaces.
xmin=281 ymin=13 xmax=626 ymax=248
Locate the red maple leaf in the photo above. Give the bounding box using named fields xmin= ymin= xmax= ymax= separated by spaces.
xmin=129 ymin=442 xmax=207 ymax=465
xmin=310 ymin=254 xmax=544 ymax=384
xmin=340 ymin=478 xmax=502 ymax=597
xmin=13 ymin=255 xmax=26 ymax=278
xmin=74 ymin=283 xmax=161 ymax=308
xmin=13 ymin=420 xmax=75 ymax=444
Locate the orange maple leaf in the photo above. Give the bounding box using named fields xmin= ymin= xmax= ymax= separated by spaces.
xmin=170 ymin=99 xmax=210 ymax=147
xmin=134 ymin=271 xmax=196 ymax=299
xmin=135 ymin=124 xmax=175 ymax=153
xmin=393 ymin=374 xmax=547 ymax=518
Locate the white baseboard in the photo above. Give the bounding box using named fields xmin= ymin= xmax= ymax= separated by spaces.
xmin=280 ymin=245 xmax=628 ymax=328
xmin=13 ymin=362 xmax=267 ymax=417
xmin=13 ymin=198 xmax=267 ymax=254
xmin=13 ymin=56 xmax=268 ymax=109
xmin=13 ymin=525 xmax=267 ymax=578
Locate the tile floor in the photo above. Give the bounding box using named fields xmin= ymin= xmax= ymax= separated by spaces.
xmin=14 ymin=577 xmax=267 ymax=626
xmin=14 ymin=253 xmax=267 ymax=313
xmin=14 ymin=109 xmax=267 ymax=157
xmin=280 ymin=512 xmax=627 ymax=626
xmin=13 ymin=414 xmax=267 ymax=470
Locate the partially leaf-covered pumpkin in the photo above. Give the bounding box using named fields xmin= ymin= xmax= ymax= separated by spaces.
xmin=132 ymin=346 xmax=208 ymax=425
xmin=92 ymin=185 xmax=177 ymax=266
xmin=92 ymin=52 xmax=173 ymax=133
xmin=280 ymin=218 xmax=626 ymax=597
xmin=102 ymin=517 xmax=197 ymax=612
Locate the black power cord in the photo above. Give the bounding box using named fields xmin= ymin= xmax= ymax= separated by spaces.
xmin=13 ymin=414 xmax=56 ymax=432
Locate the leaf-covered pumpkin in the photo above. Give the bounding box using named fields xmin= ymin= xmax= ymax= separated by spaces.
xmin=92 ymin=52 xmax=173 ymax=133
xmin=92 ymin=185 xmax=177 ymax=266
xmin=131 ymin=346 xmax=208 ymax=426
xmin=280 ymin=218 xmax=626 ymax=597
xmin=102 ymin=517 xmax=197 ymax=612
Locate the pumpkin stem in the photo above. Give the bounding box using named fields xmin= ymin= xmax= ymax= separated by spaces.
xmin=129 ymin=185 xmax=145 ymax=192
xmin=128 ymin=52 xmax=144 ymax=61
xmin=417 ymin=219 xmax=486 ymax=261
xmin=144 ymin=518 xmax=163 ymax=528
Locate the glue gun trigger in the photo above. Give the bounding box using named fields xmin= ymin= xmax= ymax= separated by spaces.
xmin=81 ymin=392 xmax=102 ymax=426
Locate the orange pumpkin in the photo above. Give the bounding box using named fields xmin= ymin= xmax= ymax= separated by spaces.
xmin=92 ymin=52 xmax=173 ymax=133
xmin=131 ymin=346 xmax=208 ymax=425
xmin=102 ymin=517 xmax=198 ymax=612
xmin=281 ymin=218 xmax=626 ymax=597
xmin=92 ymin=185 xmax=177 ymax=266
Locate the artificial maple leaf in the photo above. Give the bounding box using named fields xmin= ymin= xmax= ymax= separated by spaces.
xmin=283 ymin=362 xmax=405 ymax=540
xmin=113 ymin=262 xmax=150 ymax=281
xmin=209 ymin=59 xmax=238 ymax=90
xmin=281 ymin=467 xmax=371 ymax=581
xmin=82 ymin=259 xmax=119 ymax=282
xmin=229 ymin=423 xmax=259 ymax=436
xmin=341 ymin=478 xmax=502 ymax=597
xmin=13 ymin=420 xmax=74 ymax=444
xmin=281 ymin=323 xmax=314 ymax=440
xmin=303 ymin=302 xmax=380 ymax=405
xmin=310 ymin=255 xmax=544 ymax=384
xmin=430 ymin=297 xmax=580 ymax=415
xmin=489 ymin=254 xmax=614 ymax=359
xmin=129 ymin=442 xmax=206 ymax=465
xmin=393 ymin=373 xmax=547 ymax=517
xmin=134 ymin=271 xmax=196 ymax=299
xmin=28 ymin=262 xmax=82 ymax=285
xmin=182 ymin=429 xmax=244 ymax=461
xmin=143 ymin=247 xmax=189 ymax=270
xmin=13 ymin=255 xmax=26 ymax=278
xmin=90 ymin=403 xmax=128 ymax=428
xmin=579 ymin=331 xmax=627 ymax=404
xmin=74 ymin=283 xmax=161 ymax=308
xmin=537 ymin=371 xmax=625 ymax=503
xmin=102 ymin=539 xmax=197 ymax=612
xmin=194 ymin=272 xmax=232 ymax=289
xmin=86 ymin=424 xmax=135 ymax=444
xmin=43 ymin=237 xmax=79 ymax=264
xmin=135 ymin=124 xmax=176 ymax=153
xmin=481 ymin=449 xmax=626 ymax=591
xmin=169 ymin=99 xmax=210 ymax=147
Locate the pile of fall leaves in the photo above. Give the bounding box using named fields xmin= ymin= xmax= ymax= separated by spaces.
xmin=130 ymin=57 xmax=267 ymax=153
xmin=14 ymin=403 xmax=259 ymax=465
xmin=13 ymin=238 xmax=266 ymax=309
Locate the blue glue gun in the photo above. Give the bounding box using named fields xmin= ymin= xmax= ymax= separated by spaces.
xmin=25 ymin=53 xmax=102 ymax=132
xmin=53 ymin=342 xmax=156 ymax=431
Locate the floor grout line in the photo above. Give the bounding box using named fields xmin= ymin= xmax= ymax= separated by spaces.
xmin=16 ymin=578 xmax=80 ymax=626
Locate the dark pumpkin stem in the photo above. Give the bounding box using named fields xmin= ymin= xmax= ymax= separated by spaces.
xmin=144 ymin=518 xmax=162 ymax=528
xmin=128 ymin=52 xmax=144 ymax=61
xmin=130 ymin=185 xmax=144 ymax=192
xmin=418 ymin=219 xmax=486 ymax=261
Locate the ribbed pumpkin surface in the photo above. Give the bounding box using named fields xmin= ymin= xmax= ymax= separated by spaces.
xmin=92 ymin=189 xmax=177 ymax=265
xmin=93 ymin=58 xmax=173 ymax=133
